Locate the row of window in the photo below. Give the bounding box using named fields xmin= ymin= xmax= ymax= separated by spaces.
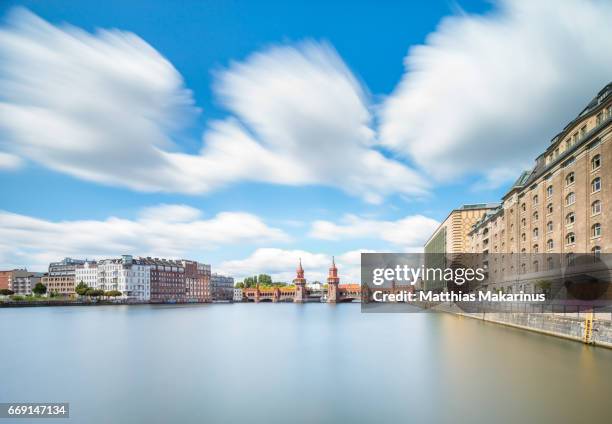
xmin=523 ymin=172 xmax=601 ymax=211
xmin=521 ymin=200 xmax=602 ymax=230
xmin=521 ymin=155 xmax=601 ymax=212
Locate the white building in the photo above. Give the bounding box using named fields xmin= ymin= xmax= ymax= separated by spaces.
xmin=233 ymin=287 xmax=243 ymax=302
xmin=75 ymin=261 xmax=98 ymax=288
xmin=96 ymin=255 xmax=151 ymax=301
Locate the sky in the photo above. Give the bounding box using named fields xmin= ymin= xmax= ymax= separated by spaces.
xmin=1 ymin=0 xmax=611 ymax=282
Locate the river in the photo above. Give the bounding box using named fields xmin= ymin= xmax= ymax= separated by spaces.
xmin=1 ymin=303 xmax=611 ymax=423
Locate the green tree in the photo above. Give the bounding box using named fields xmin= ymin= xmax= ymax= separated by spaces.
xmin=258 ymin=274 xmax=273 ymax=286
xmin=104 ymin=290 xmax=122 ymax=298
xmin=32 ymin=282 xmax=47 ymax=296
xmin=75 ymin=281 xmax=89 ymax=296
xmin=235 ymin=282 xmax=245 ymax=289
xmin=243 ymin=276 xmax=257 ymax=288
xmin=86 ymin=288 xmax=104 ymax=298
xmin=0 ymin=288 xmax=14 ymax=296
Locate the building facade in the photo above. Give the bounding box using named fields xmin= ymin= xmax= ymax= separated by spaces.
xmin=211 ymin=273 xmax=234 ymax=301
xmin=424 ymin=204 xmax=499 ymax=291
xmin=8 ymin=270 xmax=44 ymax=295
xmin=461 ymin=83 xmax=612 ymax=292
xmin=42 ymin=257 xmax=85 ymax=296
xmin=182 ymin=260 xmax=211 ymax=302
xmin=469 ymin=83 xmax=612 ymax=257
xmin=75 ymin=261 xmax=98 ymax=288
xmin=0 ymin=270 xmax=14 ymax=290
xmin=97 ymin=255 xmax=151 ymax=301
xmin=140 ymin=257 xmax=186 ymax=303
xmin=233 ymin=287 xmax=243 ymax=302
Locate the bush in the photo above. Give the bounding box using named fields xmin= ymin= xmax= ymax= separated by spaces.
xmin=0 ymin=288 xmax=14 ymax=296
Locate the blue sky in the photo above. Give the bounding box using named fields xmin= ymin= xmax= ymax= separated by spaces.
xmin=1 ymin=0 xmax=611 ymax=281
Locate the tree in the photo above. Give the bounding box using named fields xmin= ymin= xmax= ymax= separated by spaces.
xmin=32 ymin=282 xmax=47 ymax=296
xmin=104 ymin=290 xmax=122 ymax=298
xmin=86 ymin=288 xmax=104 ymax=298
xmin=75 ymin=281 xmax=89 ymax=296
xmin=235 ymin=282 xmax=245 ymax=289
xmin=258 ymin=274 xmax=273 ymax=286
xmin=243 ymin=276 xmax=257 ymax=288
xmin=0 ymin=288 xmax=14 ymax=296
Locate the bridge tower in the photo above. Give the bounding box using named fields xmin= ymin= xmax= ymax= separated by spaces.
xmin=293 ymin=258 xmax=307 ymax=303
xmin=327 ymin=256 xmax=339 ymax=303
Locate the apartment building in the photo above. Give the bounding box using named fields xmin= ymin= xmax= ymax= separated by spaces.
xmin=75 ymin=261 xmax=98 ymax=288
xmin=42 ymin=257 xmax=85 ymax=296
xmin=211 ymin=273 xmax=234 ymax=301
xmin=97 ymin=255 xmax=151 ymax=301
xmin=7 ymin=270 xmax=44 ymax=295
xmin=233 ymin=287 xmax=243 ymax=302
xmin=140 ymin=257 xmax=186 ymax=302
xmin=182 ymin=260 xmax=211 ymax=302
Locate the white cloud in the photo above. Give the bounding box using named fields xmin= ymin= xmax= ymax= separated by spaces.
xmin=212 ymin=41 xmax=429 ymax=203
xmin=218 ymin=247 xmax=369 ymax=283
xmin=309 ymin=214 xmax=439 ymax=249
xmin=379 ymin=0 xmax=612 ymax=187
xmin=0 ymin=205 xmax=289 ymax=271
xmin=0 ymin=9 xmax=428 ymax=203
xmin=0 ymin=152 xmax=22 ymax=170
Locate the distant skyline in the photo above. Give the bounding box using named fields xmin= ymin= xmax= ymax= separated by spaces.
xmin=1 ymin=0 xmax=612 ymax=282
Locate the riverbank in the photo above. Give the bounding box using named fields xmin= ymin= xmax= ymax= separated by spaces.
xmin=433 ymin=302 xmax=612 ymax=349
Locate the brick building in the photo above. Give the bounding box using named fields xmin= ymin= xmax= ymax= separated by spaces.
xmin=182 ymin=260 xmax=211 ymax=302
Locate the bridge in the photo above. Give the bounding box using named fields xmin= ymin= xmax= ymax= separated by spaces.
xmin=242 ymin=258 xmax=363 ymax=303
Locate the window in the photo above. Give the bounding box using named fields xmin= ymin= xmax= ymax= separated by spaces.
xmin=533 ymin=228 xmax=539 ymax=239
xmin=521 ymin=233 xmax=526 ymax=241
xmin=521 ymin=203 xmax=526 ymax=212
xmin=521 ymin=218 xmax=526 ymax=227
xmin=580 ymin=125 xmax=587 ymax=139
xmin=547 ymin=221 xmax=553 ymax=233
xmin=533 ymin=195 xmax=539 ymax=205
xmin=592 ymin=200 xmax=601 ymax=215
xmin=546 ymin=186 xmax=553 ymax=198
xmin=547 ymin=203 xmax=553 ymax=215
xmin=563 ymin=157 xmax=575 ymax=167
xmin=533 ymin=244 xmax=539 ymax=253
xmin=597 ymin=112 xmax=603 ymax=125
xmin=566 ymin=172 xmax=575 ymax=186
xmin=533 ymin=261 xmax=539 ymax=272
xmin=547 ymin=257 xmax=554 ymax=270
xmin=565 ymin=233 xmax=575 ymax=245
xmin=592 ymin=223 xmax=601 ymax=238
xmin=592 ymin=246 xmax=601 ymax=257
xmin=591 ymin=177 xmax=601 ymax=193
xmin=547 ymin=239 xmax=554 ymax=250
xmin=533 ymin=211 xmax=539 ymax=221
xmin=566 ymin=212 xmax=575 ymax=225
xmin=589 ymin=139 xmax=601 ymax=150
xmin=566 ymin=192 xmax=575 ymax=206
xmin=592 ymin=154 xmax=601 ymax=170
xmin=566 ymin=252 xmax=576 ymax=266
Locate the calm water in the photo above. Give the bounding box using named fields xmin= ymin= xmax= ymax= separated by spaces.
xmin=1 ymin=304 xmax=611 ymax=424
